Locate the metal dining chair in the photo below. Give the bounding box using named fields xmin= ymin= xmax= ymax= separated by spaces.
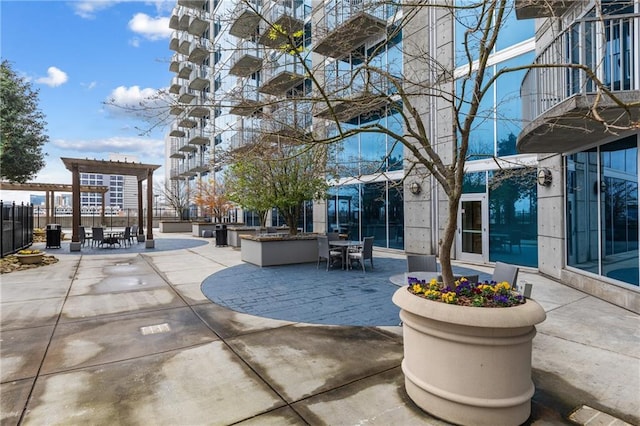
xmin=348 ymin=236 xmax=374 ymax=272
xmin=407 ymin=254 xmax=438 ymax=272
xmin=317 ymin=235 xmax=342 ymax=271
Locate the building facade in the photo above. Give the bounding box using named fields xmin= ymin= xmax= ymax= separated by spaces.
xmin=515 ymin=0 xmax=639 ymax=311
xmin=166 ymin=0 xmax=639 ymax=311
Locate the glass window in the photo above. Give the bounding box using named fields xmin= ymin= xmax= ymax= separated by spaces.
xmin=496 ymin=52 xmax=534 ymax=156
xmin=361 ymin=182 xmax=386 ymax=246
xmin=488 ymin=169 xmax=538 ymax=267
xmin=566 ymin=135 xmax=638 ymax=287
xmin=463 ymin=172 xmax=486 ymax=193
xmin=496 ymin=6 xmax=534 ymax=50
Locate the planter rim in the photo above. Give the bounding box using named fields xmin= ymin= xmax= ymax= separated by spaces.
xmin=392 ymin=286 xmax=546 ymax=328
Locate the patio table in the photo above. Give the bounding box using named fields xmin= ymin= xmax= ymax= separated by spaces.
xmin=329 ymin=240 xmax=362 ymax=270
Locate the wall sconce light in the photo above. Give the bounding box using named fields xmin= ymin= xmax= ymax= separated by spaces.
xmin=537 ymin=168 xmax=552 ymax=186
xmin=409 ymin=181 xmax=422 ymax=195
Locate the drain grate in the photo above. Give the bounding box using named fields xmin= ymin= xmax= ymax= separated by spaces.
xmin=140 ymin=323 xmax=171 ymax=335
xmin=569 ymin=405 xmax=632 ymax=425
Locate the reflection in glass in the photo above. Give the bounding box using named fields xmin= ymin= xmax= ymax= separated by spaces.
xmin=488 ymin=169 xmax=538 ymax=267
xmin=461 ymin=200 xmax=483 ymax=254
xmin=566 ymin=136 xmax=638 ymax=286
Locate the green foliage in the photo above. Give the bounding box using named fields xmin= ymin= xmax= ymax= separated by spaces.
xmin=225 ymin=144 xmax=329 ymax=234
xmin=1 ymin=60 xmax=48 ymax=183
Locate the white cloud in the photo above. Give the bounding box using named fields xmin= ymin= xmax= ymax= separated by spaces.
xmin=35 ymin=67 xmax=68 ymax=87
xmin=128 ymin=13 xmax=171 ymax=41
xmin=51 ymin=136 xmax=165 ymax=161
xmin=72 ymin=0 xmax=127 ymax=19
xmin=81 ymin=81 xmax=98 ymax=90
xmin=129 ymin=38 xmax=141 ymax=48
xmin=104 ymin=85 xmax=171 ymax=121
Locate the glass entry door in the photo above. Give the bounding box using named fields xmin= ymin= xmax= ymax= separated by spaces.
xmin=457 ymin=194 xmax=487 ymax=263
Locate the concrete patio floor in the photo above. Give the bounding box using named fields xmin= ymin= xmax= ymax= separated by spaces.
xmin=1 ymin=232 xmax=638 ymax=425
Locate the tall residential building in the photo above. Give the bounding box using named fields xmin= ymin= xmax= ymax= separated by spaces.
xmin=167 ymin=0 xmax=638 ymax=311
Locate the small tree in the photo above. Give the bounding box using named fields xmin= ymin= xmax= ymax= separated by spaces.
xmin=193 ymin=177 xmax=232 ymax=223
xmin=156 ymin=180 xmax=191 ymax=220
xmin=0 ymin=60 xmax=48 ymax=183
xmin=224 ymin=142 xmax=329 ymax=234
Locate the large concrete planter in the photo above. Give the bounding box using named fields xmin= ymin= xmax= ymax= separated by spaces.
xmin=240 ymin=235 xmax=318 ymax=266
xmin=392 ymin=287 xmax=546 ymax=426
xmin=16 ymin=252 xmax=46 ymax=264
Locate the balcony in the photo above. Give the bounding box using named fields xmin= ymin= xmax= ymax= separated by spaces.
xmin=188 ymin=95 xmax=211 ymax=118
xmin=517 ymin=12 xmax=640 ymax=153
xmin=230 ymin=127 xmax=261 ymax=151
xmin=313 ymin=0 xmax=388 ymax=59
xmin=261 ymin=101 xmax=312 ymax=144
xmin=259 ymin=54 xmax=307 ymax=96
xmin=188 ymin=66 xmax=210 ymax=91
xmin=178 ymin=141 xmax=197 ymax=152
xmin=185 ymin=9 xmax=209 ymax=36
xmin=515 ymin=0 xmax=571 ymax=20
xmin=229 ymin=0 xmax=261 ymax=39
xmin=169 ymin=53 xmax=186 ymax=73
xmin=177 ymin=0 xmax=207 ymax=10
xmin=170 ymin=122 xmax=187 ymax=137
xmin=177 ymin=62 xmax=193 ymax=80
xmin=178 ymin=116 xmax=198 ymax=128
xmin=187 ymin=127 xmax=211 ymax=145
xmin=169 ymin=7 xmax=181 ymax=30
xmin=170 ymin=104 xmax=185 ymax=115
xmin=179 ymin=161 xmax=197 ymax=177
xmin=190 ymin=150 xmax=211 ymax=173
xmin=170 ymin=138 xmax=186 ymax=159
xmin=258 ymin=0 xmax=308 ymax=48
xmin=178 ymin=86 xmax=196 ymax=104
xmin=228 ymin=83 xmax=263 ymax=116
xmin=314 ymin=71 xmax=394 ymax=122
xmin=178 ymin=33 xmax=192 ymax=56
xmin=169 ymin=76 xmax=184 ymax=94
xmin=170 ymin=168 xmax=181 ymax=180
xmin=229 ymin=41 xmax=263 ymax=77
xmin=169 ymin=31 xmax=181 ymax=52
xmin=188 ymin=37 xmax=211 ymax=64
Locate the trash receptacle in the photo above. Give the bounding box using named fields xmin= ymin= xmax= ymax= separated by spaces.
xmin=215 ymin=224 xmax=228 ymax=247
xmin=46 ymin=224 xmax=62 ymax=249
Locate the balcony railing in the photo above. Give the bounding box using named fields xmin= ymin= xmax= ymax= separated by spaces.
xmin=170 ymin=53 xmax=187 ymax=73
xmin=313 ymin=0 xmax=390 ymax=58
xmin=228 ymin=83 xmax=263 ymax=116
xmin=315 ymin=70 xmax=395 ymax=121
xmin=169 ymin=76 xmax=184 ymax=94
xmin=187 ymin=127 xmax=211 ymax=145
xmin=230 ymin=127 xmax=261 ymax=150
xmin=184 ymin=8 xmax=210 ymax=36
xmin=229 ymin=0 xmax=261 ymax=39
xmin=229 ymin=40 xmax=263 ymax=77
xmin=188 ymin=94 xmax=211 ymax=118
xmin=262 ymin=101 xmax=312 ymax=143
xmin=177 ymin=0 xmax=207 ymax=11
xmin=177 ymin=62 xmax=193 ymax=80
xmin=178 ymin=86 xmax=196 ymax=104
xmin=188 ymin=66 xmax=210 ymax=91
xmin=259 ymin=54 xmax=309 ymax=95
xmin=188 ymin=37 xmax=211 ymax=64
xmin=170 ymin=122 xmax=186 ymax=137
xmin=521 ymin=13 xmax=639 ymax=124
xmin=258 ymin=0 xmax=309 ymax=48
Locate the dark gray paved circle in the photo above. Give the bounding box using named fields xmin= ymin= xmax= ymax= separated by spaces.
xmin=201 ymin=258 xmax=490 ymax=326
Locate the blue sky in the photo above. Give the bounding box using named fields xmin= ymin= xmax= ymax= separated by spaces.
xmin=1 ymin=0 xmax=175 ymax=202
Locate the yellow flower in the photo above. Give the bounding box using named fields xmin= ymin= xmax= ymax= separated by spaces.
xmin=441 ymin=292 xmax=457 ymax=304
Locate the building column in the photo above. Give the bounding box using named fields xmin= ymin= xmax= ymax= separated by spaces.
xmin=145 ymin=169 xmax=154 ymax=248
xmin=70 ymin=164 xmax=82 ymax=252
xmin=137 ymin=179 xmax=145 ymax=242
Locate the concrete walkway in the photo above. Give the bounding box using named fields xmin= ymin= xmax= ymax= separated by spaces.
xmin=1 ymin=232 xmax=638 ymax=425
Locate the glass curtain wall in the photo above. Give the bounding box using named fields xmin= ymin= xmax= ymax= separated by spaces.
xmin=327 ymin=180 xmax=404 ymax=249
xmin=566 ymin=135 xmax=639 ymax=286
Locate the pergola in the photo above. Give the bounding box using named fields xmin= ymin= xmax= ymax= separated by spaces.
xmin=61 ymin=157 xmax=161 ymax=251
xmin=0 ymin=181 xmax=109 ymax=224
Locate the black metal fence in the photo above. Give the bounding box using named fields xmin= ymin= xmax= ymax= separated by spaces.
xmin=1 ymin=201 xmax=34 ymax=258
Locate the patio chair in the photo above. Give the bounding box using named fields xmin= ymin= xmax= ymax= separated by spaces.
xmin=327 ymin=231 xmax=341 ymax=241
xmin=91 ymin=227 xmax=105 ymax=248
xmin=119 ymin=226 xmax=131 ymax=247
xmin=407 ymin=254 xmax=438 ymax=272
xmin=130 ymin=225 xmax=138 ymax=244
xmin=348 ymin=236 xmax=374 ymax=272
xmin=79 ymin=226 xmax=88 ymax=247
xmin=492 ymin=262 xmax=519 ymax=286
xmin=317 ymin=235 xmax=342 ymax=270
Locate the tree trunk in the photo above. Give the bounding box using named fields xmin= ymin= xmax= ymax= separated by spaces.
xmin=439 ymin=192 xmax=461 ymax=286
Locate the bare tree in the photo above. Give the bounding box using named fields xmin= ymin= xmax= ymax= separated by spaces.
xmin=155 ymin=180 xmax=190 ymax=220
